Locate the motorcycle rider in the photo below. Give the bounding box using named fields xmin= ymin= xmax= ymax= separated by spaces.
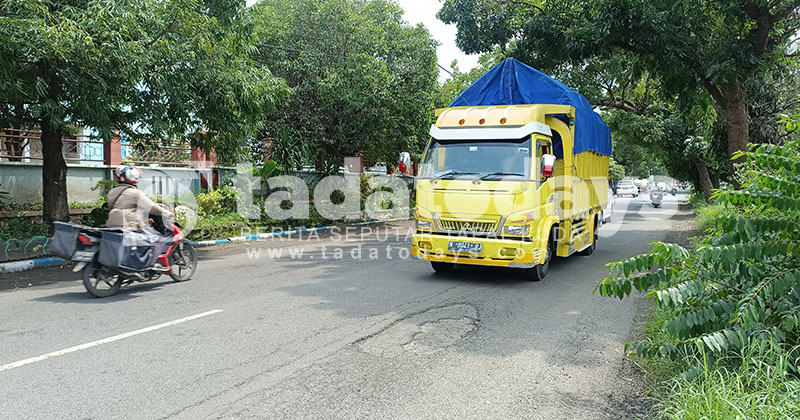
xmin=107 ymin=165 xmax=174 ymax=269
xmin=650 ymin=184 xmax=664 ymax=208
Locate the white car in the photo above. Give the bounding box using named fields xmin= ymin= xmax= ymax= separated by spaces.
xmin=616 ymin=180 xmax=639 ymax=197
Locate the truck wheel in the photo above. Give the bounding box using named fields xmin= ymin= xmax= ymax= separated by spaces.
xmin=525 ymin=230 xmax=554 ymax=281
xmin=431 ymin=261 xmax=454 ymax=274
xmin=580 ymin=217 xmax=598 ymax=256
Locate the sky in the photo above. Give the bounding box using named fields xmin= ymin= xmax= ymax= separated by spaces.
xmin=393 ymin=0 xmax=481 ymax=78
xmin=245 ymin=0 xmax=481 ymax=81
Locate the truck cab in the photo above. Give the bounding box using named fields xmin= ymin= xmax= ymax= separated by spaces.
xmin=412 ymin=104 xmax=609 ymax=280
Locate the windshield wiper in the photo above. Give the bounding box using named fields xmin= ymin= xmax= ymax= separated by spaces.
xmin=479 ymin=172 xmax=526 ymax=180
xmin=432 ymin=170 xmax=478 ymax=181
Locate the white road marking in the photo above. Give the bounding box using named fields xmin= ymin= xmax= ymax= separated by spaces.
xmin=0 ymin=309 xmax=223 ymax=373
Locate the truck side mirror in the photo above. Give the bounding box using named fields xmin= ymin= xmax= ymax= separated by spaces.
xmin=398 ymin=152 xmax=411 ymax=175
xmin=541 ymin=154 xmax=556 ymax=178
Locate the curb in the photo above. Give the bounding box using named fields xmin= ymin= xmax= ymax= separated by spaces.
xmin=0 ymin=217 xmax=411 ymax=274
xmin=0 ymin=257 xmax=65 ymax=274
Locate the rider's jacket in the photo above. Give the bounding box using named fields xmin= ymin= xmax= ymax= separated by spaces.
xmin=107 ymin=184 xmax=173 ymax=231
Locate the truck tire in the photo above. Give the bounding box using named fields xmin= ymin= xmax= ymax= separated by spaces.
xmin=431 ymin=261 xmax=454 ymax=274
xmin=525 ymin=229 xmax=554 ymax=281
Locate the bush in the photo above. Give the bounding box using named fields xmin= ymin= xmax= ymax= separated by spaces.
xmin=196 ymin=184 xmax=239 ymax=217
xmin=92 ymin=179 xmax=117 ymax=203
xmin=190 ymin=213 xmax=252 ymax=240
xmin=0 ymin=217 xmax=50 ymax=241
xmin=81 ymin=205 xmax=109 ymax=227
xmin=596 ymin=113 xmax=800 ymax=362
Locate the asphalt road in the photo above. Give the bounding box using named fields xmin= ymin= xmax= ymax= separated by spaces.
xmin=0 ymin=193 xmax=693 ymax=420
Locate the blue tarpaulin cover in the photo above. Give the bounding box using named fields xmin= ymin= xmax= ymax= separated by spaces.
xmin=450 ymin=58 xmax=612 ymax=156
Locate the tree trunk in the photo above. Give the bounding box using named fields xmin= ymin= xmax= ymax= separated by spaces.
xmin=694 ymin=161 xmax=714 ymax=202
xmin=40 ymin=116 xmax=70 ymax=226
xmin=721 ymin=83 xmax=750 ymax=168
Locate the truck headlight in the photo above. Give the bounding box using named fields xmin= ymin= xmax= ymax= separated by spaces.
xmin=503 ymin=225 xmax=530 ymax=237
xmin=416 ymin=220 xmax=434 ymax=231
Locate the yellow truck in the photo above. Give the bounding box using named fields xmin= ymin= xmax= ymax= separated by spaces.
xmin=411 ymin=59 xmax=611 ymax=280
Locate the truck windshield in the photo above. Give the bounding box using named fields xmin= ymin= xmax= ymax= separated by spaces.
xmin=419 ymin=138 xmax=533 ymax=180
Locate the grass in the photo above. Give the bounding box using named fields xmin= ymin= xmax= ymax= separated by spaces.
xmin=687 ymin=192 xmax=739 ymax=232
xmin=657 ymin=346 xmax=800 ymax=419
xmin=637 ymin=307 xmax=800 ymax=420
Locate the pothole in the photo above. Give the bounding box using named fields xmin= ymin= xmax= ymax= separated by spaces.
xmin=358 ymin=303 xmax=478 ymax=358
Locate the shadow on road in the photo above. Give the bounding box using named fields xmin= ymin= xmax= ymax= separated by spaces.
xmin=30 ymin=281 xmax=169 ymax=304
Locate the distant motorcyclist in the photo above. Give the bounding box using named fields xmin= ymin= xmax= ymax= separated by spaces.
xmin=650 ymin=186 xmax=663 ymax=208
xmin=107 ymin=165 xmax=173 ymax=235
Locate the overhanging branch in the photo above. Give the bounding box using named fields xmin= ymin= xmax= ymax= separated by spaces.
xmin=500 ymin=0 xmax=544 ymax=13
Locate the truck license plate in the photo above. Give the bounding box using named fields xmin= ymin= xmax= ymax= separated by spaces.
xmin=448 ymin=241 xmax=483 ymax=254
xmin=72 ymin=250 xmax=95 ymax=262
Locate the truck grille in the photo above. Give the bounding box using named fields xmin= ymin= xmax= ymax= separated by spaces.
xmin=438 ymin=219 xmax=497 ymax=233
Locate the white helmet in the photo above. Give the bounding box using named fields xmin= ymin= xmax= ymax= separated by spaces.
xmin=113 ymin=165 xmax=142 ymax=185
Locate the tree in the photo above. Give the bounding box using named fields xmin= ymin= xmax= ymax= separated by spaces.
xmin=0 ymin=0 xmax=288 ymax=225
xmin=250 ymin=0 xmax=440 ymax=172
xmin=439 ymin=0 xmax=800 ymax=182
xmin=433 ymin=53 xmax=504 ymax=109
xmin=608 ymin=157 xmax=624 ymax=182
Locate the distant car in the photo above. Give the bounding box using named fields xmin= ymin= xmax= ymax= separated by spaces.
xmin=616 ymin=180 xmax=639 ymax=197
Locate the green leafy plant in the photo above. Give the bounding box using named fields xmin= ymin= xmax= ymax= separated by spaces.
xmin=196 ymin=184 xmax=240 ymax=217
xmin=92 ymin=179 xmax=117 ymax=203
xmin=596 ymin=113 xmax=800 ymax=360
xmin=0 ymin=217 xmax=49 ymax=241
xmin=255 ymin=160 xmax=283 ymax=180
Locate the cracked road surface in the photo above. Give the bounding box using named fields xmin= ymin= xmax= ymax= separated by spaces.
xmin=0 ymin=195 xmax=692 ymax=419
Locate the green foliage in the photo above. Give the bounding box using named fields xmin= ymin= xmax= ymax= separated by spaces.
xmin=608 ymin=157 xmax=625 ymax=182
xmin=656 ymin=340 xmax=800 ymax=420
xmin=0 ymin=217 xmax=49 ymax=241
xmin=196 ymin=184 xmax=240 ymax=217
xmin=0 ymin=0 xmax=290 ymax=222
xmin=91 ymin=180 xmax=117 ymax=203
xmin=188 ymin=204 xmax=333 ymax=241
xmin=433 ymin=54 xmax=503 ymax=109
xmin=694 ymin=202 xmax=739 ymax=233
xmin=80 ymin=205 xmax=109 ymax=228
xmin=596 ymin=114 xmax=800 ymax=360
xmin=255 ymin=160 xmax=283 ymax=180
xmin=267 ymin=127 xmax=306 ymax=171
xmin=438 ymin=0 xmax=800 ymax=187
xmin=251 ymin=0 xmax=439 ymax=169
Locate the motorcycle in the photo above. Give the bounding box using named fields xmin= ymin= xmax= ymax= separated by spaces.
xmin=650 ymin=190 xmax=663 ymax=209
xmin=71 ymin=222 xmax=197 ymax=298
xmin=670 ymin=187 xmax=677 ymax=196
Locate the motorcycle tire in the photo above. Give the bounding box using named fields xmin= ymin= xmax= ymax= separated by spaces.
xmin=82 ymin=262 xmax=123 ymax=298
xmin=169 ymin=240 xmax=197 ymax=282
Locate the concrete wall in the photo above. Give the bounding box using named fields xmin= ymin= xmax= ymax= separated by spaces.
xmin=0 ymin=162 xmax=224 ymax=204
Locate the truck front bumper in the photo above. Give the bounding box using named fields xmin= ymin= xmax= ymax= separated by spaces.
xmin=411 ymin=233 xmax=544 ymax=268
